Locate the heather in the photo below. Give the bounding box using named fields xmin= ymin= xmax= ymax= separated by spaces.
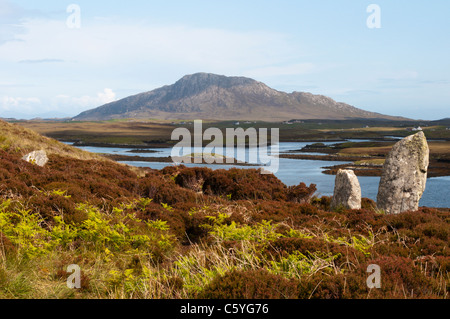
xmin=0 ymin=150 xmax=448 ymax=299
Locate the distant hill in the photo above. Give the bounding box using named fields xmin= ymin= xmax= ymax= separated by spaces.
xmin=74 ymin=73 xmax=407 ymax=121
xmin=431 ymin=118 xmax=450 ymax=126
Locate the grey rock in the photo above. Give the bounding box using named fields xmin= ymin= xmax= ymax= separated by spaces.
xmin=377 ymin=131 xmax=429 ymax=214
xmin=331 ymin=169 xmax=361 ymax=210
xmin=22 ymin=150 xmax=49 ymax=167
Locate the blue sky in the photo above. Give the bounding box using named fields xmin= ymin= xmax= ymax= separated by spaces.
xmin=0 ymin=0 xmax=449 ymax=120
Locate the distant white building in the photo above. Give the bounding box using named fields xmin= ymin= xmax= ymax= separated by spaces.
xmin=412 ymin=126 xmax=423 ymax=131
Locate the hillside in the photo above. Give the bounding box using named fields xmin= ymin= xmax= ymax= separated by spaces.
xmin=0 ymin=120 xmax=103 ymax=161
xmin=74 ymin=73 xmax=406 ymax=121
xmin=0 ymin=119 xmax=448 ymax=300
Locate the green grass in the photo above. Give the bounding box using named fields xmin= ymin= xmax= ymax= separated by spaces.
xmin=0 ymin=120 xmax=104 ymax=161
xmin=354 ymin=159 xmax=385 ymax=165
xmin=0 ymin=198 xmax=377 ymax=298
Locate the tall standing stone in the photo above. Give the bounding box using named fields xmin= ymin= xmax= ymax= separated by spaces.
xmin=331 ymin=169 xmax=362 ymax=210
xmin=377 ymin=131 xmax=429 ymax=214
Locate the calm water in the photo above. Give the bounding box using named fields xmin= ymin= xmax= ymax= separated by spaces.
xmin=71 ymin=141 xmax=450 ymax=208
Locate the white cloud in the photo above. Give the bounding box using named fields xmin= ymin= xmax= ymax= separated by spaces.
xmin=0 ymin=95 xmax=43 ymax=118
xmin=0 ymin=18 xmax=297 ymax=73
xmin=0 ymin=0 xmax=32 ymax=45
xmin=52 ymin=88 xmax=116 ymax=114
xmin=0 ymin=88 xmax=116 ymax=118
xmin=97 ymin=88 xmax=116 ymax=105
xmin=1 ymin=95 xmax=41 ymax=111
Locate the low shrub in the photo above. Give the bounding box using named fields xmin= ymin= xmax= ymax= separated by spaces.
xmin=198 ymin=269 xmax=299 ymax=299
xmin=286 ymin=183 xmax=317 ymax=203
xmin=202 ymin=168 xmax=288 ymax=200
xmin=363 ymin=256 xmax=442 ymax=298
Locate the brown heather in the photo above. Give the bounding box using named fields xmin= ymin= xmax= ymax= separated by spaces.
xmin=0 ymin=120 xmax=448 ymax=299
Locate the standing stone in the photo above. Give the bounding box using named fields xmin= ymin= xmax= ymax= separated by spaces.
xmin=377 ymin=131 xmax=429 ymax=214
xmin=22 ymin=150 xmax=49 ymax=167
xmin=331 ymin=169 xmax=361 ymax=210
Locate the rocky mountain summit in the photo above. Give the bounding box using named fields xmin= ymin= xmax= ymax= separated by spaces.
xmin=74 ymin=73 xmax=405 ymax=121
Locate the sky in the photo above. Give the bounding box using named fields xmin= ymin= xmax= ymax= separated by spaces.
xmin=0 ymin=0 xmax=449 ymax=120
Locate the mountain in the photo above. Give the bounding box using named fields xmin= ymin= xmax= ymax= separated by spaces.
xmin=73 ymin=73 xmax=406 ymax=121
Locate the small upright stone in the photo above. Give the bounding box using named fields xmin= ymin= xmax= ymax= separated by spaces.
xmin=377 ymin=131 xmax=429 ymax=214
xmin=331 ymin=169 xmax=361 ymax=210
xmin=22 ymin=150 xmax=49 ymax=167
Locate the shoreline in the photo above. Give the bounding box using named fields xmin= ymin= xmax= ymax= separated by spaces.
xmin=101 ymin=152 xmax=450 ymax=177
xmin=101 ymin=153 xmax=261 ymax=166
xmin=279 ymin=154 xmax=450 ymax=178
xmin=70 ymin=139 xmax=450 ymax=177
xmin=68 ymin=138 xmax=359 ymax=149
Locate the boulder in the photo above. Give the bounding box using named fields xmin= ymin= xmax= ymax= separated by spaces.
xmin=22 ymin=150 xmax=49 ymax=167
xmin=377 ymin=131 xmax=429 ymax=214
xmin=331 ymin=169 xmax=361 ymax=210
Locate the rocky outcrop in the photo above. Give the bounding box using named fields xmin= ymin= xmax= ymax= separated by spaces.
xmin=22 ymin=150 xmax=49 ymax=167
xmin=376 ymin=131 xmax=429 ymax=214
xmin=331 ymin=169 xmax=361 ymax=209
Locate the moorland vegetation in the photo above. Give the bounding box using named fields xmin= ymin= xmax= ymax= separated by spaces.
xmin=0 ymin=120 xmax=448 ymax=299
